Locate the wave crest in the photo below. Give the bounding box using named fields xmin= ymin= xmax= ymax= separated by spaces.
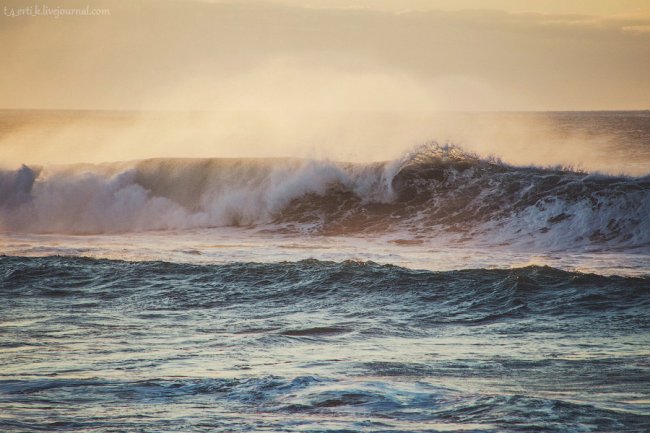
xmin=1 ymin=144 xmax=649 ymax=250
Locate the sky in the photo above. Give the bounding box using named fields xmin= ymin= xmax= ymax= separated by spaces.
xmin=2 ymin=0 xmax=649 ymax=111
xmin=273 ymin=0 xmax=650 ymax=15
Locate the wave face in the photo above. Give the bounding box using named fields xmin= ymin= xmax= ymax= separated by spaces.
xmin=1 ymin=256 xmax=649 ymax=432
xmin=1 ymin=144 xmax=649 ymax=249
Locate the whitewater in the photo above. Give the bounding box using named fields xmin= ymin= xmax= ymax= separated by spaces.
xmin=2 ymin=143 xmax=649 ymax=246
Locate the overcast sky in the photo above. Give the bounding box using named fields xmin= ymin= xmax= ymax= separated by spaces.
xmin=2 ymin=0 xmax=649 ymax=110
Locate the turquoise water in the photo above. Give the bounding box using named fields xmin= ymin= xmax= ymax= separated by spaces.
xmin=1 ymin=257 xmax=649 ymax=432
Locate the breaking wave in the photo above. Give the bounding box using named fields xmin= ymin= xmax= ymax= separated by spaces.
xmin=1 ymin=144 xmax=649 ymax=250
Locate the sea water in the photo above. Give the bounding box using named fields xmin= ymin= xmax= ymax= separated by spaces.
xmin=0 ymin=111 xmax=649 ymax=432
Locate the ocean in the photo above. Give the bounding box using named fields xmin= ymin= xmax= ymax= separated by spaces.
xmin=0 ymin=110 xmax=649 ymax=432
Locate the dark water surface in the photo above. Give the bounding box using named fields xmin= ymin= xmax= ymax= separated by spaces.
xmin=1 ymin=256 xmax=649 ymax=432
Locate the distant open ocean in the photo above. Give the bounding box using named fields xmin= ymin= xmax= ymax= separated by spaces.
xmin=1 ymin=110 xmax=649 ymax=432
